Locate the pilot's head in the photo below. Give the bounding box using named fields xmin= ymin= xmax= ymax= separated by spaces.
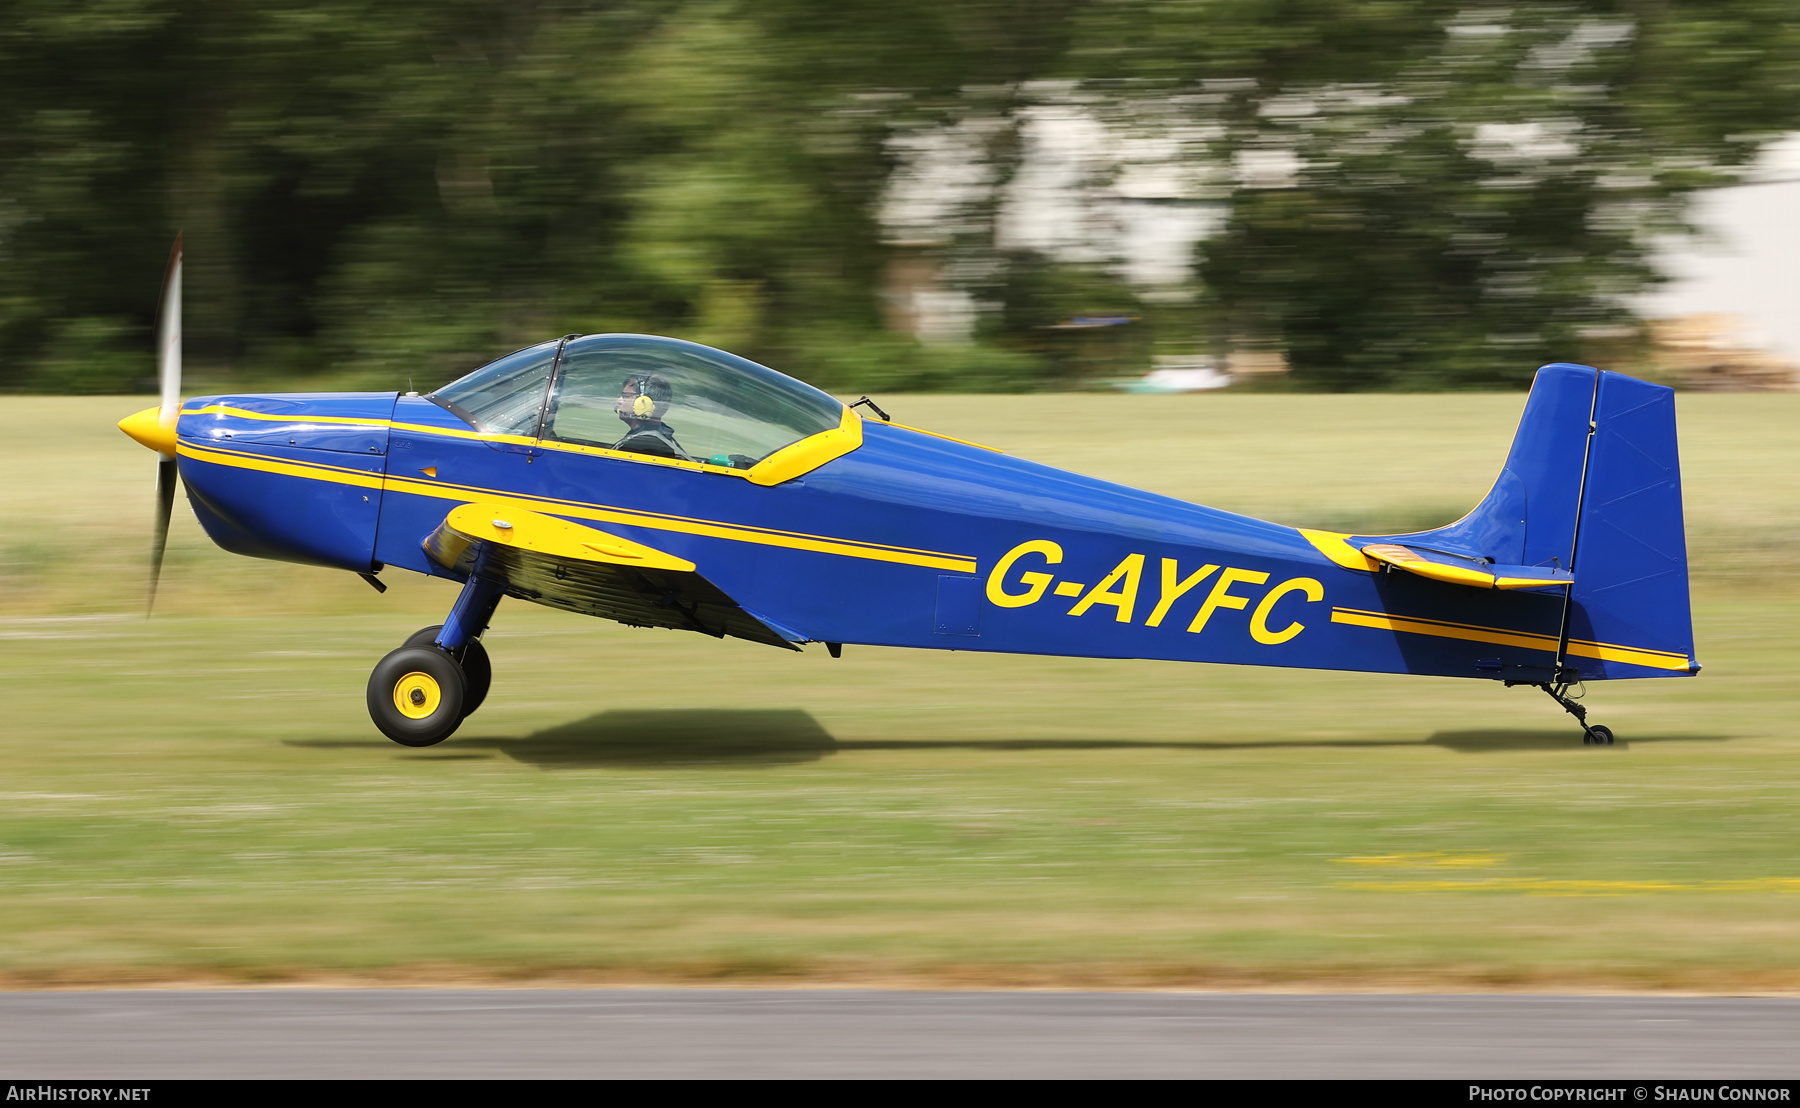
xmin=616 ymin=372 xmax=673 ymax=426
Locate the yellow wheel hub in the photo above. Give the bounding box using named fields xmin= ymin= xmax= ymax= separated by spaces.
xmin=392 ymin=671 xmax=442 ymax=719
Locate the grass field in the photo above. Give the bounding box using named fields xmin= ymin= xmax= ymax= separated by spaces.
xmin=1 ymin=392 xmax=1797 ymax=991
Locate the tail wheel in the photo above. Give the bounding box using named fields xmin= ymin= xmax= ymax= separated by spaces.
xmin=368 ymin=645 xmax=467 ymax=747
xmin=403 ymin=625 xmax=492 ymax=719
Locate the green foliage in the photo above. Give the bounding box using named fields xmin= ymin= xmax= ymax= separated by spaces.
xmin=1 ymin=1 xmax=1797 ymax=392
xmin=24 ymin=316 xmax=152 ymax=393
xmin=792 ymin=331 xmax=1056 ymax=394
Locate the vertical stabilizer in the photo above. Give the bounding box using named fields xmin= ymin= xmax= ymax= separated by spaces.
xmin=1383 ymin=362 xmax=1596 ymax=570
xmin=1369 ymin=362 xmax=1697 ymax=680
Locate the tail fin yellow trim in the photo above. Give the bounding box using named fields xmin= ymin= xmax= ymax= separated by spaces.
xmin=1299 ymin=529 xmax=1379 ymax=572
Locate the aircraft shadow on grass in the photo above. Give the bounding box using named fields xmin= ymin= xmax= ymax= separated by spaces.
xmin=1424 ymin=728 xmax=1728 ymax=753
xmin=288 ymin=716 xmax=1732 ymax=767
xmin=458 ymin=708 xmax=840 ymax=768
xmin=824 ymin=729 xmax=1731 ymax=756
xmin=285 ymin=709 xmax=838 ymax=766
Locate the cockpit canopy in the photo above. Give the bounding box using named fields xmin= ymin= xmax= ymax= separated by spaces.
xmin=429 ymin=334 xmax=845 ymax=469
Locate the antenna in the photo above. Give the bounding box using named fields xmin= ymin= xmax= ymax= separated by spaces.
xmin=850 ymin=396 xmax=891 ymax=422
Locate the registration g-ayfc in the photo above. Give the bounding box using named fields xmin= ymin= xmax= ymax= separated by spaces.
xmin=121 ymin=239 xmax=1696 ymax=748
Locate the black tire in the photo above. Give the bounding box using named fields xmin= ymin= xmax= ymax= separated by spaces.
xmin=402 ymin=625 xmax=492 ymax=719
xmin=367 ymin=644 xmax=467 ymax=747
xmin=1588 ymin=724 xmax=1615 ymax=746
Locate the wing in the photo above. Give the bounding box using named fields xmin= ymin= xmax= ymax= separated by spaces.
xmin=423 ymin=502 xmax=801 ymax=650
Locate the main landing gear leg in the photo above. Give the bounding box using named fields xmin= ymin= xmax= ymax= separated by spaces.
xmin=1526 ymin=678 xmax=1615 ymax=746
xmin=366 ymin=574 xmax=504 ymax=747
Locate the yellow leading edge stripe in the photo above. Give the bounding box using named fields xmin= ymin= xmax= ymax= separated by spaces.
xmin=1329 ymin=606 xmax=1693 ymax=671
xmin=175 ymin=441 xmax=978 ymax=573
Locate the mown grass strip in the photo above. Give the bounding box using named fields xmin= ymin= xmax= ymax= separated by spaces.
xmin=0 ymin=393 xmax=1795 ymax=990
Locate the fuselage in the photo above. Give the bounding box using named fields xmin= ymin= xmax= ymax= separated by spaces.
xmin=167 ymin=387 xmax=1687 ymax=684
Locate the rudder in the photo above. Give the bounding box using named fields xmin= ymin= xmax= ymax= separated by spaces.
xmin=1562 ymin=371 xmax=1698 ymax=679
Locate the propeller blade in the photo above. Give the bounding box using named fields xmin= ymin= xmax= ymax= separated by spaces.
xmin=148 ymin=234 xmax=182 ymax=615
xmin=149 ymin=455 xmax=177 ymax=615
xmin=158 ymin=233 xmax=182 ymax=431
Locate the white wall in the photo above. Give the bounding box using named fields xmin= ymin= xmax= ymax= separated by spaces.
xmin=1641 ymin=135 xmax=1800 ymax=360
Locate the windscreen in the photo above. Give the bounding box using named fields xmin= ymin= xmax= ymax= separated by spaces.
xmin=429 ymin=340 xmax=559 ymax=435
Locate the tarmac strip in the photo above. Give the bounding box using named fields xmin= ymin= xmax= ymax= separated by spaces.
xmin=2 ymin=990 xmax=1797 ymax=1079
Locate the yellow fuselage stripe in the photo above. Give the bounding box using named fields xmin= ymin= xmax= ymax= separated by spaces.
xmin=176 ymin=441 xmax=977 ymax=573
xmin=1330 ymin=607 xmax=1692 ymax=671
xmin=180 ymin=442 xmax=386 ymax=489
xmin=1561 ymin=639 xmax=1690 ymax=670
xmin=175 ymin=442 xmax=1693 ymax=668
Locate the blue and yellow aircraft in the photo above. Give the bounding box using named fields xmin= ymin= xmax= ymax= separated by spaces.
xmin=120 ymin=242 xmax=1697 ymax=747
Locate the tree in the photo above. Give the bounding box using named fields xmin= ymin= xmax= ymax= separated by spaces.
xmin=2 ymin=1 xmax=1796 ymax=392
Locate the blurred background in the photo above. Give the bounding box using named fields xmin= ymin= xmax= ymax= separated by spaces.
xmin=3 ymin=2 xmax=1800 ymax=994
xmin=4 ymin=0 xmax=1799 ymax=397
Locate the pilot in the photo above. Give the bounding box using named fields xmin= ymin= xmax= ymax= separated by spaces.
xmin=613 ymin=372 xmax=690 ymax=460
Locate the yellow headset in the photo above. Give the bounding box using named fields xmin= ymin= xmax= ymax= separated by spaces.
xmin=619 ymin=373 xmax=669 ymax=422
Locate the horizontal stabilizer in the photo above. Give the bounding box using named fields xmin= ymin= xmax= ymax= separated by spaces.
xmin=424 ymin=502 xmax=799 ymax=650
xmin=1361 ymin=543 xmax=1574 ymax=591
